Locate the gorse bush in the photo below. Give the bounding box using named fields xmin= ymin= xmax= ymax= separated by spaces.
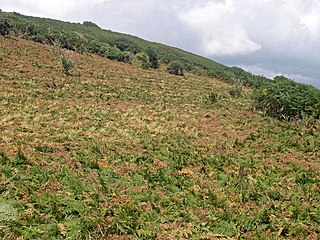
xmin=254 ymin=76 xmax=320 ymax=120
xmin=167 ymin=61 xmax=184 ymax=76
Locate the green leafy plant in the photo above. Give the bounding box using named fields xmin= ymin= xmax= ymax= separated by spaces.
xmin=167 ymin=61 xmax=184 ymax=76
xmin=146 ymin=47 xmax=159 ymax=69
xmin=0 ymin=19 xmax=10 ymax=36
xmin=254 ymin=76 xmax=320 ymax=120
xmin=136 ymin=52 xmax=150 ymax=69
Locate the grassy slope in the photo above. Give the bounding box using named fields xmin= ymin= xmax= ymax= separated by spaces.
xmin=0 ymin=37 xmax=319 ymax=239
xmin=0 ymin=11 xmax=227 ymax=73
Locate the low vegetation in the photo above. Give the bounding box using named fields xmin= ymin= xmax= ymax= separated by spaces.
xmin=0 ymin=34 xmax=319 ymax=240
xmin=0 ymin=11 xmax=319 ymax=240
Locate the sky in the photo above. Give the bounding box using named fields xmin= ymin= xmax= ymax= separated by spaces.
xmin=1 ymin=0 xmax=319 ymax=88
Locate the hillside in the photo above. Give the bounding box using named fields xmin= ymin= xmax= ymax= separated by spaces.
xmin=0 ymin=11 xmax=272 ymax=88
xmin=0 ymin=12 xmax=223 ymax=71
xmin=1 ymin=30 xmax=319 ymax=240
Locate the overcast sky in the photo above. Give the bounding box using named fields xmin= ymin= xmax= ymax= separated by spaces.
xmin=1 ymin=0 xmax=319 ymax=88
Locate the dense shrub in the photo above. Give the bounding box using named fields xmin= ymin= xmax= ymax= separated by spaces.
xmin=105 ymin=46 xmax=125 ymax=62
xmin=111 ymin=38 xmax=140 ymax=54
xmin=146 ymin=47 xmax=159 ymax=69
xmin=254 ymin=76 xmax=320 ymax=120
xmin=0 ymin=19 xmax=11 ymax=36
xmin=209 ymin=66 xmax=270 ymax=89
xmin=136 ymin=52 xmax=150 ymax=69
xmin=105 ymin=46 xmax=121 ymax=60
xmin=25 ymin=24 xmax=38 ymax=36
xmin=120 ymin=51 xmax=134 ymax=64
xmin=87 ymin=40 xmax=110 ymax=55
xmin=87 ymin=40 xmax=132 ymax=63
xmin=167 ymin=61 xmax=184 ymax=76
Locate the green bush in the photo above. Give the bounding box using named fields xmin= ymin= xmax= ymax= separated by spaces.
xmin=167 ymin=61 xmax=184 ymax=76
xmin=105 ymin=46 xmax=122 ymax=60
xmin=136 ymin=52 xmax=150 ymax=69
xmin=87 ymin=40 xmax=110 ymax=55
xmin=254 ymin=76 xmax=320 ymax=120
xmin=146 ymin=47 xmax=159 ymax=69
xmin=0 ymin=19 xmax=10 ymax=36
xmin=111 ymin=38 xmax=140 ymax=54
xmin=25 ymin=24 xmax=38 ymax=36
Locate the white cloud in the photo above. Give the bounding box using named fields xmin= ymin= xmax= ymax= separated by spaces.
xmin=178 ymin=0 xmax=261 ymax=56
xmin=177 ymin=0 xmax=320 ymax=57
xmin=203 ymin=30 xmax=261 ymax=56
xmin=300 ymin=1 xmax=320 ymax=38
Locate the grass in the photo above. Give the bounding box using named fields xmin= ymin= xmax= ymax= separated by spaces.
xmin=0 ymin=36 xmax=319 ymax=239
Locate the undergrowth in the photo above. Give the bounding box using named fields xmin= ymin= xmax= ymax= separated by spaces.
xmin=0 ymin=28 xmax=319 ymax=240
